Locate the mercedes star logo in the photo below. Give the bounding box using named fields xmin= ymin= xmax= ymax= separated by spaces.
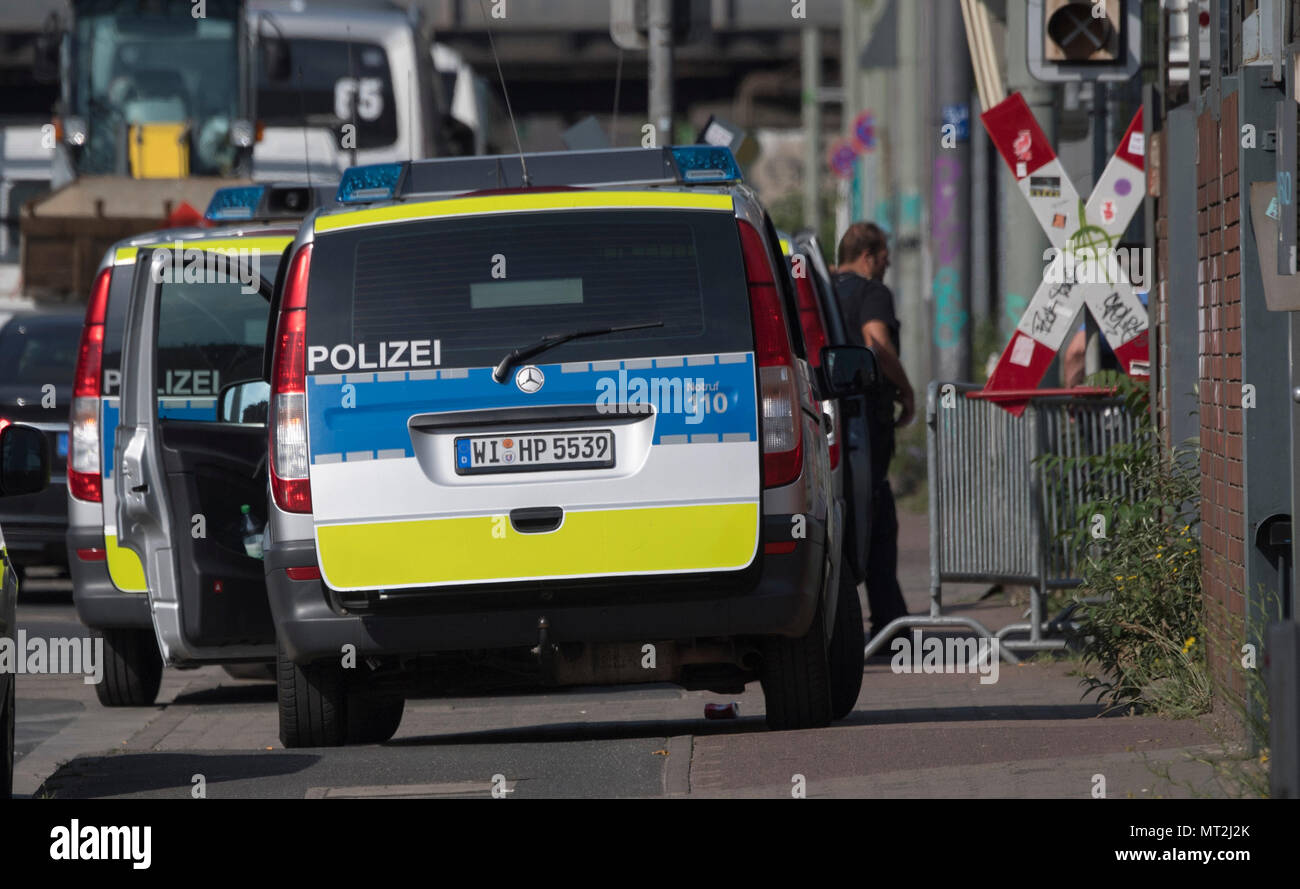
xmin=515 ymin=365 xmax=545 ymax=393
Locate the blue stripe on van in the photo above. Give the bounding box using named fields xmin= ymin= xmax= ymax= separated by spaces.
xmin=306 ymin=354 xmax=758 ymax=462
xmin=102 ymin=400 xmax=117 ymax=480
xmin=101 ymin=400 xmax=220 ymax=480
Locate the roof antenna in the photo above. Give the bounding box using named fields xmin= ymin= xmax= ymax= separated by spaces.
xmin=346 ymin=26 xmax=359 ymax=169
xmin=298 ymin=64 xmax=312 ymax=191
xmin=477 ymin=0 xmax=529 ymax=186
xmin=611 ymin=47 xmax=624 ymax=147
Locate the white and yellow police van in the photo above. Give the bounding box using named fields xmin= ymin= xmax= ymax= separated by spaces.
xmin=67 ymin=185 xmax=332 ymax=706
xmin=113 ymin=147 xmax=880 ymax=745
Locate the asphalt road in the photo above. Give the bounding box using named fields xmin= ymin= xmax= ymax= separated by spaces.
xmin=13 ymin=580 xmax=1228 ymax=799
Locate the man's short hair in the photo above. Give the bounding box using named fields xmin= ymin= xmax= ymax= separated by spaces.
xmin=837 ymin=222 xmax=888 ymax=266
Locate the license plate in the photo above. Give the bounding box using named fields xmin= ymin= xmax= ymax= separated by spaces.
xmin=56 ymin=432 xmax=68 ymax=458
xmin=454 ymin=430 xmax=615 ymax=475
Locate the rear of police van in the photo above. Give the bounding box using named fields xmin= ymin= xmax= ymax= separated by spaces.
xmin=264 ymin=189 xmax=831 ymax=691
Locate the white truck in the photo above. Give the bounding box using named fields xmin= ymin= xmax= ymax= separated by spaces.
xmin=247 ymin=0 xmax=445 ymax=181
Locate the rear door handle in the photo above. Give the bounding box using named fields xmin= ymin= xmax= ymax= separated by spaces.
xmin=510 ymin=507 xmax=563 ymax=534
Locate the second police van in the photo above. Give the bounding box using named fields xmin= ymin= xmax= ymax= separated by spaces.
xmin=112 ymin=147 xmax=880 ymax=745
xmin=67 ymin=185 xmax=331 ymax=705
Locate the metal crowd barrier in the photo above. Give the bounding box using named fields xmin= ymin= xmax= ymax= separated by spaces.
xmin=862 ymin=380 xmax=1142 ymax=663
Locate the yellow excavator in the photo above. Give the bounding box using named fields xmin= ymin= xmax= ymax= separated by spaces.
xmin=21 ymin=0 xmax=254 ymax=301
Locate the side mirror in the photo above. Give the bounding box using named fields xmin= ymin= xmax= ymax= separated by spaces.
xmin=32 ymin=20 xmax=61 ymax=85
xmin=263 ymin=36 xmax=293 ymax=83
xmin=0 ymin=423 xmax=50 ymax=497
xmin=219 ymin=379 xmax=271 ymax=424
xmin=819 ymin=345 xmax=879 ymax=397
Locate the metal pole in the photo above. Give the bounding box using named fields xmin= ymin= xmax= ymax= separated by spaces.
xmin=802 ymin=26 xmax=821 ymax=232
xmin=895 ymin=0 xmax=926 ymax=391
xmin=931 ymin=0 xmax=972 ymax=382
xmin=1084 ymin=81 xmax=1109 ymax=379
xmin=999 ymin=0 xmax=1054 ymax=349
xmin=841 ymin=0 xmax=861 ymax=236
xmin=648 ymin=0 xmax=674 ymax=145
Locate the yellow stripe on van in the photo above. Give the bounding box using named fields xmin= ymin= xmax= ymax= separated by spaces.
xmin=114 ymin=237 xmax=293 ymax=265
xmin=314 ymin=190 xmax=735 ymax=233
xmin=315 ymin=502 xmax=758 ymax=590
xmin=104 ymin=534 xmax=148 ymax=592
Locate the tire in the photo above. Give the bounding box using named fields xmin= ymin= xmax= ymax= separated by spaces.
xmin=277 ymin=640 xmax=347 ymax=748
xmin=829 ymin=558 xmax=865 ymax=720
xmin=2 ymin=680 xmax=14 ymax=800
xmin=95 ymin=628 xmax=163 ymax=707
xmin=346 ymin=693 xmax=405 ymax=745
xmin=760 ymin=592 xmax=833 ymax=731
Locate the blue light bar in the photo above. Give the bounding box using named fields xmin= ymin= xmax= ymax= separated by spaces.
xmin=205 ymin=185 xmax=266 ymax=221
xmin=336 ymin=163 xmax=405 ymax=203
xmin=670 ymin=146 xmax=742 ymax=183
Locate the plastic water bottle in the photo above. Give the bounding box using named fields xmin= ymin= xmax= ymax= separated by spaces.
xmin=240 ymin=504 xmax=263 ymax=560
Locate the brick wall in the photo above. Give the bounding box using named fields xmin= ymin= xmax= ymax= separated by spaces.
xmin=1196 ymin=90 xmax=1246 ymax=694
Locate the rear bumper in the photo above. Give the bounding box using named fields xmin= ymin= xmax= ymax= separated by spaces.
xmin=67 ymin=527 xmax=150 ymax=629
xmin=265 ymin=516 xmax=826 ymax=664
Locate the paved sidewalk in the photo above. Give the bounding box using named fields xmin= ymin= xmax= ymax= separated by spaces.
xmin=18 ymin=504 xmax=1238 ymax=799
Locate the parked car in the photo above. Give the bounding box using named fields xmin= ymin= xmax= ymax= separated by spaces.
xmin=779 ymin=230 xmax=876 ymax=718
xmin=0 ymin=310 xmax=82 ymax=573
xmin=1 ymin=420 xmax=53 ymax=798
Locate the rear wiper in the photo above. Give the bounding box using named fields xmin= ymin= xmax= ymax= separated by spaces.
xmin=491 ymin=321 xmax=664 ymax=383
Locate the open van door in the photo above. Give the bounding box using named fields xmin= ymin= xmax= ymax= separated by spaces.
xmin=115 ymin=244 xmax=283 ymax=665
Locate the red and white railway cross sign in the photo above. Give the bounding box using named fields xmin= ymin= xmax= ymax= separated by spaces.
xmin=979 ymin=92 xmax=1149 ymax=415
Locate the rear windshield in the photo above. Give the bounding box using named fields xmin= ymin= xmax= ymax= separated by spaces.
xmin=103 ymin=251 xmax=282 ymax=397
xmin=0 ymin=316 xmax=81 ymax=388
xmin=305 ymin=208 xmax=754 ymax=371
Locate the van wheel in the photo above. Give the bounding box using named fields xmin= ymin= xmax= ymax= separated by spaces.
xmin=94 ymin=628 xmax=163 ymax=707
xmin=277 ymin=641 xmax=347 ymax=748
xmin=829 ymin=558 xmax=865 ymax=720
xmin=760 ymin=594 xmax=833 ymax=731
xmin=346 ymin=693 xmax=405 ymax=744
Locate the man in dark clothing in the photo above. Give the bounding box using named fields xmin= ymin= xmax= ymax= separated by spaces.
xmin=833 ymin=222 xmax=913 ymax=639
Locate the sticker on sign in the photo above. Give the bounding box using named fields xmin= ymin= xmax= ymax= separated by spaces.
xmin=1009 ymin=334 xmax=1036 ymax=368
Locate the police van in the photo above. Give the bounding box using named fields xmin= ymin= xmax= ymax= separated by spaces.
xmin=780 ymin=230 xmax=875 ymax=719
xmin=67 ymin=184 xmax=332 ymax=706
xmin=114 ymin=147 xmax=880 ymax=745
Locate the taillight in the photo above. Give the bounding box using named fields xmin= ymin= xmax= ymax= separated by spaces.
xmin=792 ymin=272 xmax=839 ymax=469
xmin=270 ymin=244 xmax=313 ymax=513
xmin=69 ymin=268 xmax=111 ymax=502
xmin=739 ymin=222 xmax=802 ymax=488
xmin=793 ymin=275 xmax=829 ymax=368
